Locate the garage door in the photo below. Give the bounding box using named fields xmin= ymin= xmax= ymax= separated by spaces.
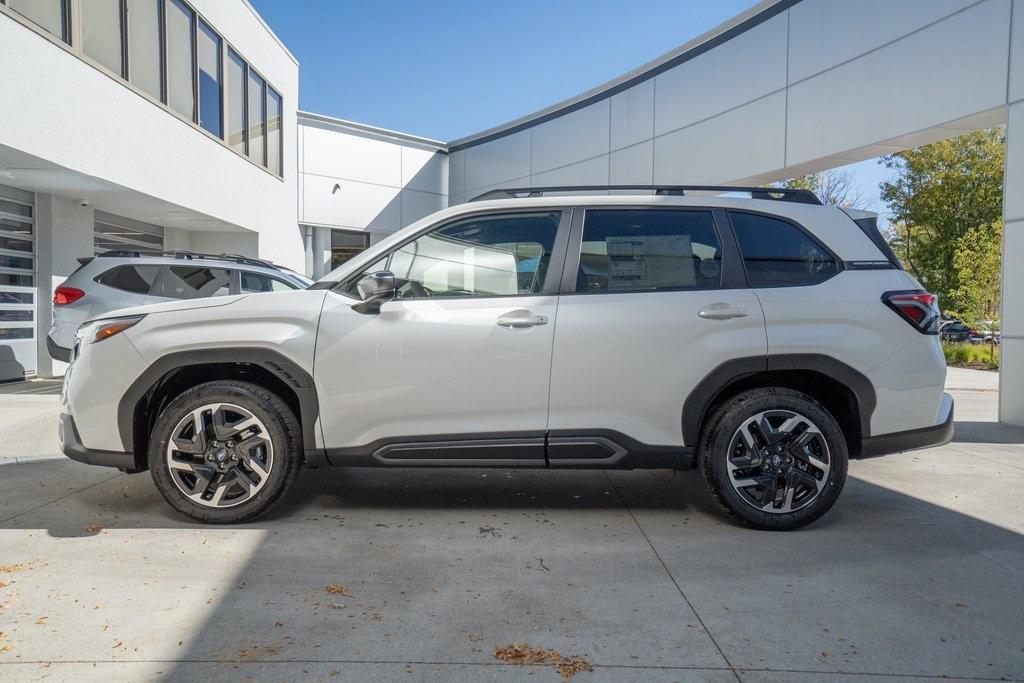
xmin=0 ymin=184 xmax=36 ymax=382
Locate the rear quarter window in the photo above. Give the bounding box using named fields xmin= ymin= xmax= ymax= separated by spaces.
xmin=730 ymin=212 xmax=838 ymax=287
xmin=94 ymin=265 xmax=162 ymax=294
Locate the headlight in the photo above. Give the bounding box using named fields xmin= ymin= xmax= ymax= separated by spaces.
xmin=77 ymin=315 xmax=145 ymax=345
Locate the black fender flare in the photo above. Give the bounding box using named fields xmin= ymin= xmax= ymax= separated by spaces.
xmin=682 ymin=354 xmax=876 ymax=446
xmin=117 ymin=348 xmax=320 ymax=456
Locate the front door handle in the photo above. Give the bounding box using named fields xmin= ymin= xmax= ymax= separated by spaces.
xmin=497 ymin=309 xmax=549 ymax=328
xmin=698 ymin=304 xmax=749 ymax=320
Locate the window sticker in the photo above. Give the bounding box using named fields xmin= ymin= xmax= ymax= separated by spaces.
xmin=605 ymin=235 xmax=695 ymax=291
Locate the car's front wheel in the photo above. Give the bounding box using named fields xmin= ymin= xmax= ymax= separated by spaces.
xmin=699 ymin=387 xmax=848 ymax=530
xmin=149 ymin=380 xmax=302 ymax=523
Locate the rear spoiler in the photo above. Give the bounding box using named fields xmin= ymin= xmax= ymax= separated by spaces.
xmin=840 ymin=208 xmax=902 ymax=269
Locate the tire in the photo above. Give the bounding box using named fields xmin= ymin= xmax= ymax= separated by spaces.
xmin=699 ymin=387 xmax=848 ymax=530
xmin=149 ymin=380 xmax=302 ymax=524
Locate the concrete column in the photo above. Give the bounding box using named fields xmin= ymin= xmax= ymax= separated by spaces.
xmin=1002 ymin=103 xmax=1024 ymax=425
xmin=303 ymin=225 xmax=314 ymax=277
xmin=34 ymin=194 xmax=94 ymax=379
xmin=163 ymin=227 xmax=192 ymax=252
xmin=311 ymin=226 xmax=331 ymax=279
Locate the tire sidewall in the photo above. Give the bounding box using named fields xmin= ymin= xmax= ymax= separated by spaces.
xmin=149 ymin=382 xmax=299 ymax=523
xmin=703 ymin=389 xmax=848 ymax=530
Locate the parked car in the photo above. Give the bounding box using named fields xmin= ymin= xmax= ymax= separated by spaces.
xmin=47 ymin=251 xmax=312 ymax=361
xmin=940 ymin=321 xmax=973 ymax=342
xmin=58 ymin=186 xmax=952 ymax=530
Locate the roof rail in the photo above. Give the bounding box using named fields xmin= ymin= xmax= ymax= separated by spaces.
xmin=469 ymin=184 xmax=822 ymax=205
xmin=96 ymin=250 xmax=279 ymax=270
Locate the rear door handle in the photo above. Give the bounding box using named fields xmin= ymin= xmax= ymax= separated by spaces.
xmin=698 ymin=304 xmax=748 ymax=320
xmin=497 ymin=310 xmax=549 ymax=328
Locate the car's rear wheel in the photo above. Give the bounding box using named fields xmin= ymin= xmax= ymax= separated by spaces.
xmin=149 ymin=381 xmax=302 ymax=523
xmin=699 ymin=387 xmax=847 ymax=530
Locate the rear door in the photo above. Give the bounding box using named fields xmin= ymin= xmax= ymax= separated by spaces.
xmin=546 ymin=206 xmax=767 ymax=461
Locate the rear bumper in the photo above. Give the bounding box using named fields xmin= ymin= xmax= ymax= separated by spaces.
xmin=859 ymin=393 xmax=954 ymax=458
xmin=59 ymin=413 xmax=140 ymax=472
xmin=47 ymin=336 xmax=71 ymax=362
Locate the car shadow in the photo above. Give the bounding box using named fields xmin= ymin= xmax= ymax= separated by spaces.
xmin=1 ymin=458 xmax=1023 ymax=679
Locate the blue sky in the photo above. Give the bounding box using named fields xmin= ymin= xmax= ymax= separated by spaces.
xmin=251 ymin=0 xmax=894 ymax=220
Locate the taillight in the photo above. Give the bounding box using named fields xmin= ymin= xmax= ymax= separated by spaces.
xmin=882 ymin=290 xmax=939 ymax=334
xmin=53 ymin=286 xmax=85 ymax=305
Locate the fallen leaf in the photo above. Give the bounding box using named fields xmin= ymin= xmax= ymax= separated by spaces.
xmin=494 ymin=642 xmax=593 ymax=679
xmin=86 ymin=524 xmax=104 ymax=534
xmin=0 ymin=565 xmax=24 ymax=574
xmin=324 ymin=584 xmax=350 ymax=596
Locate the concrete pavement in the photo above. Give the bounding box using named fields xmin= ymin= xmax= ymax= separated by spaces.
xmin=0 ymin=369 xmax=1021 ymax=681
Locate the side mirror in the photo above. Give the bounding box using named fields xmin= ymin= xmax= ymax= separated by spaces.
xmin=351 ymin=271 xmax=396 ymax=314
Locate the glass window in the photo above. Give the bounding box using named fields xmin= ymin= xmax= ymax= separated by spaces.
xmin=94 ymin=265 xmax=162 ymax=294
xmin=239 ymin=271 xmax=294 ymax=293
xmin=127 ymin=0 xmax=162 ymax=100
xmin=387 ymin=212 xmax=560 ymax=299
xmin=0 ymin=254 xmax=32 ymax=270
xmin=0 ymin=291 xmax=33 ymax=305
xmin=0 ymin=234 xmax=33 ymax=252
xmin=153 ymin=266 xmax=232 ymax=299
xmin=0 ymin=328 xmax=33 ymax=340
xmin=0 ymin=310 xmax=33 ymax=322
xmin=0 ymin=273 xmax=33 ymax=287
xmin=197 ymin=19 xmax=222 ymax=137
xmin=730 ymin=212 xmax=838 ymax=287
xmin=247 ymin=70 xmax=266 ymax=165
xmin=82 ymin=0 xmax=123 ymax=75
xmin=226 ymin=50 xmax=246 ymax=154
xmin=165 ymin=0 xmax=195 ymax=120
xmin=330 ymin=230 xmax=368 ymax=269
xmin=8 ymin=0 xmax=66 ymax=41
xmin=0 ymin=199 xmax=32 ymax=218
xmin=266 ymin=87 xmax=282 ymax=175
xmin=576 ymin=210 xmax=721 ymax=293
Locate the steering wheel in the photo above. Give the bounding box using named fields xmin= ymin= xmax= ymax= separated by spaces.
xmin=395 ymin=280 xmax=431 ymax=299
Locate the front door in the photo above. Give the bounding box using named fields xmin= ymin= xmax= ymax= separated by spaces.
xmin=547 ymin=207 xmax=767 ymax=460
xmin=315 ymin=209 xmax=569 ymax=465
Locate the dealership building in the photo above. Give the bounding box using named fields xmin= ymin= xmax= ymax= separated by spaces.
xmin=1 ymin=0 xmax=1023 ymax=426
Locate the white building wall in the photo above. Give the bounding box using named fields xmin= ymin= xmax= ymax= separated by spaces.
xmin=451 ymin=0 xmax=1011 ymax=203
xmin=297 ymin=113 xmax=448 ymax=244
xmin=0 ymin=0 xmax=301 ymax=269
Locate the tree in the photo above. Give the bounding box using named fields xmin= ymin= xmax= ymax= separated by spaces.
xmin=781 ymin=168 xmax=869 ymax=208
xmin=879 ymin=128 xmax=1004 ymax=305
xmin=947 ymin=219 xmax=1002 ymax=329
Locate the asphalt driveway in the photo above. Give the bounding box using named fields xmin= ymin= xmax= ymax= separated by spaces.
xmin=0 ymin=369 xmax=1021 ymax=681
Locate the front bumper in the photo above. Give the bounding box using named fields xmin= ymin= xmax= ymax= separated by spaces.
xmin=47 ymin=335 xmax=71 ymax=362
xmin=859 ymin=393 xmax=954 ymax=458
xmin=59 ymin=413 xmax=140 ymax=471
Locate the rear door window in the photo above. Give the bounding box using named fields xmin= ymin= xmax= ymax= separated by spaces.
xmin=730 ymin=212 xmax=838 ymax=287
xmin=94 ymin=265 xmax=162 ymax=294
xmin=153 ymin=266 xmax=233 ymax=299
xmin=575 ymin=209 xmax=722 ymax=293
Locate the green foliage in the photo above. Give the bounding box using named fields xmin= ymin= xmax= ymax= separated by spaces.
xmin=941 ymin=341 xmax=999 ymax=370
xmin=882 ymin=129 xmax=1004 ymax=309
xmin=947 ymin=220 xmax=1002 ymax=328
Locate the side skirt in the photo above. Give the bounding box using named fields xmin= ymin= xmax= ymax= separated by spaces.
xmin=321 ymin=430 xmax=694 ymax=470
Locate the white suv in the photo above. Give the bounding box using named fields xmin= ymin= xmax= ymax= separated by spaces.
xmin=58 ymin=187 xmax=953 ymax=530
xmin=47 ymin=251 xmax=312 ymax=361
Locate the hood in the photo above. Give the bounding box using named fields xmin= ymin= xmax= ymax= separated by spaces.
xmin=86 ymin=294 xmax=248 ymax=322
